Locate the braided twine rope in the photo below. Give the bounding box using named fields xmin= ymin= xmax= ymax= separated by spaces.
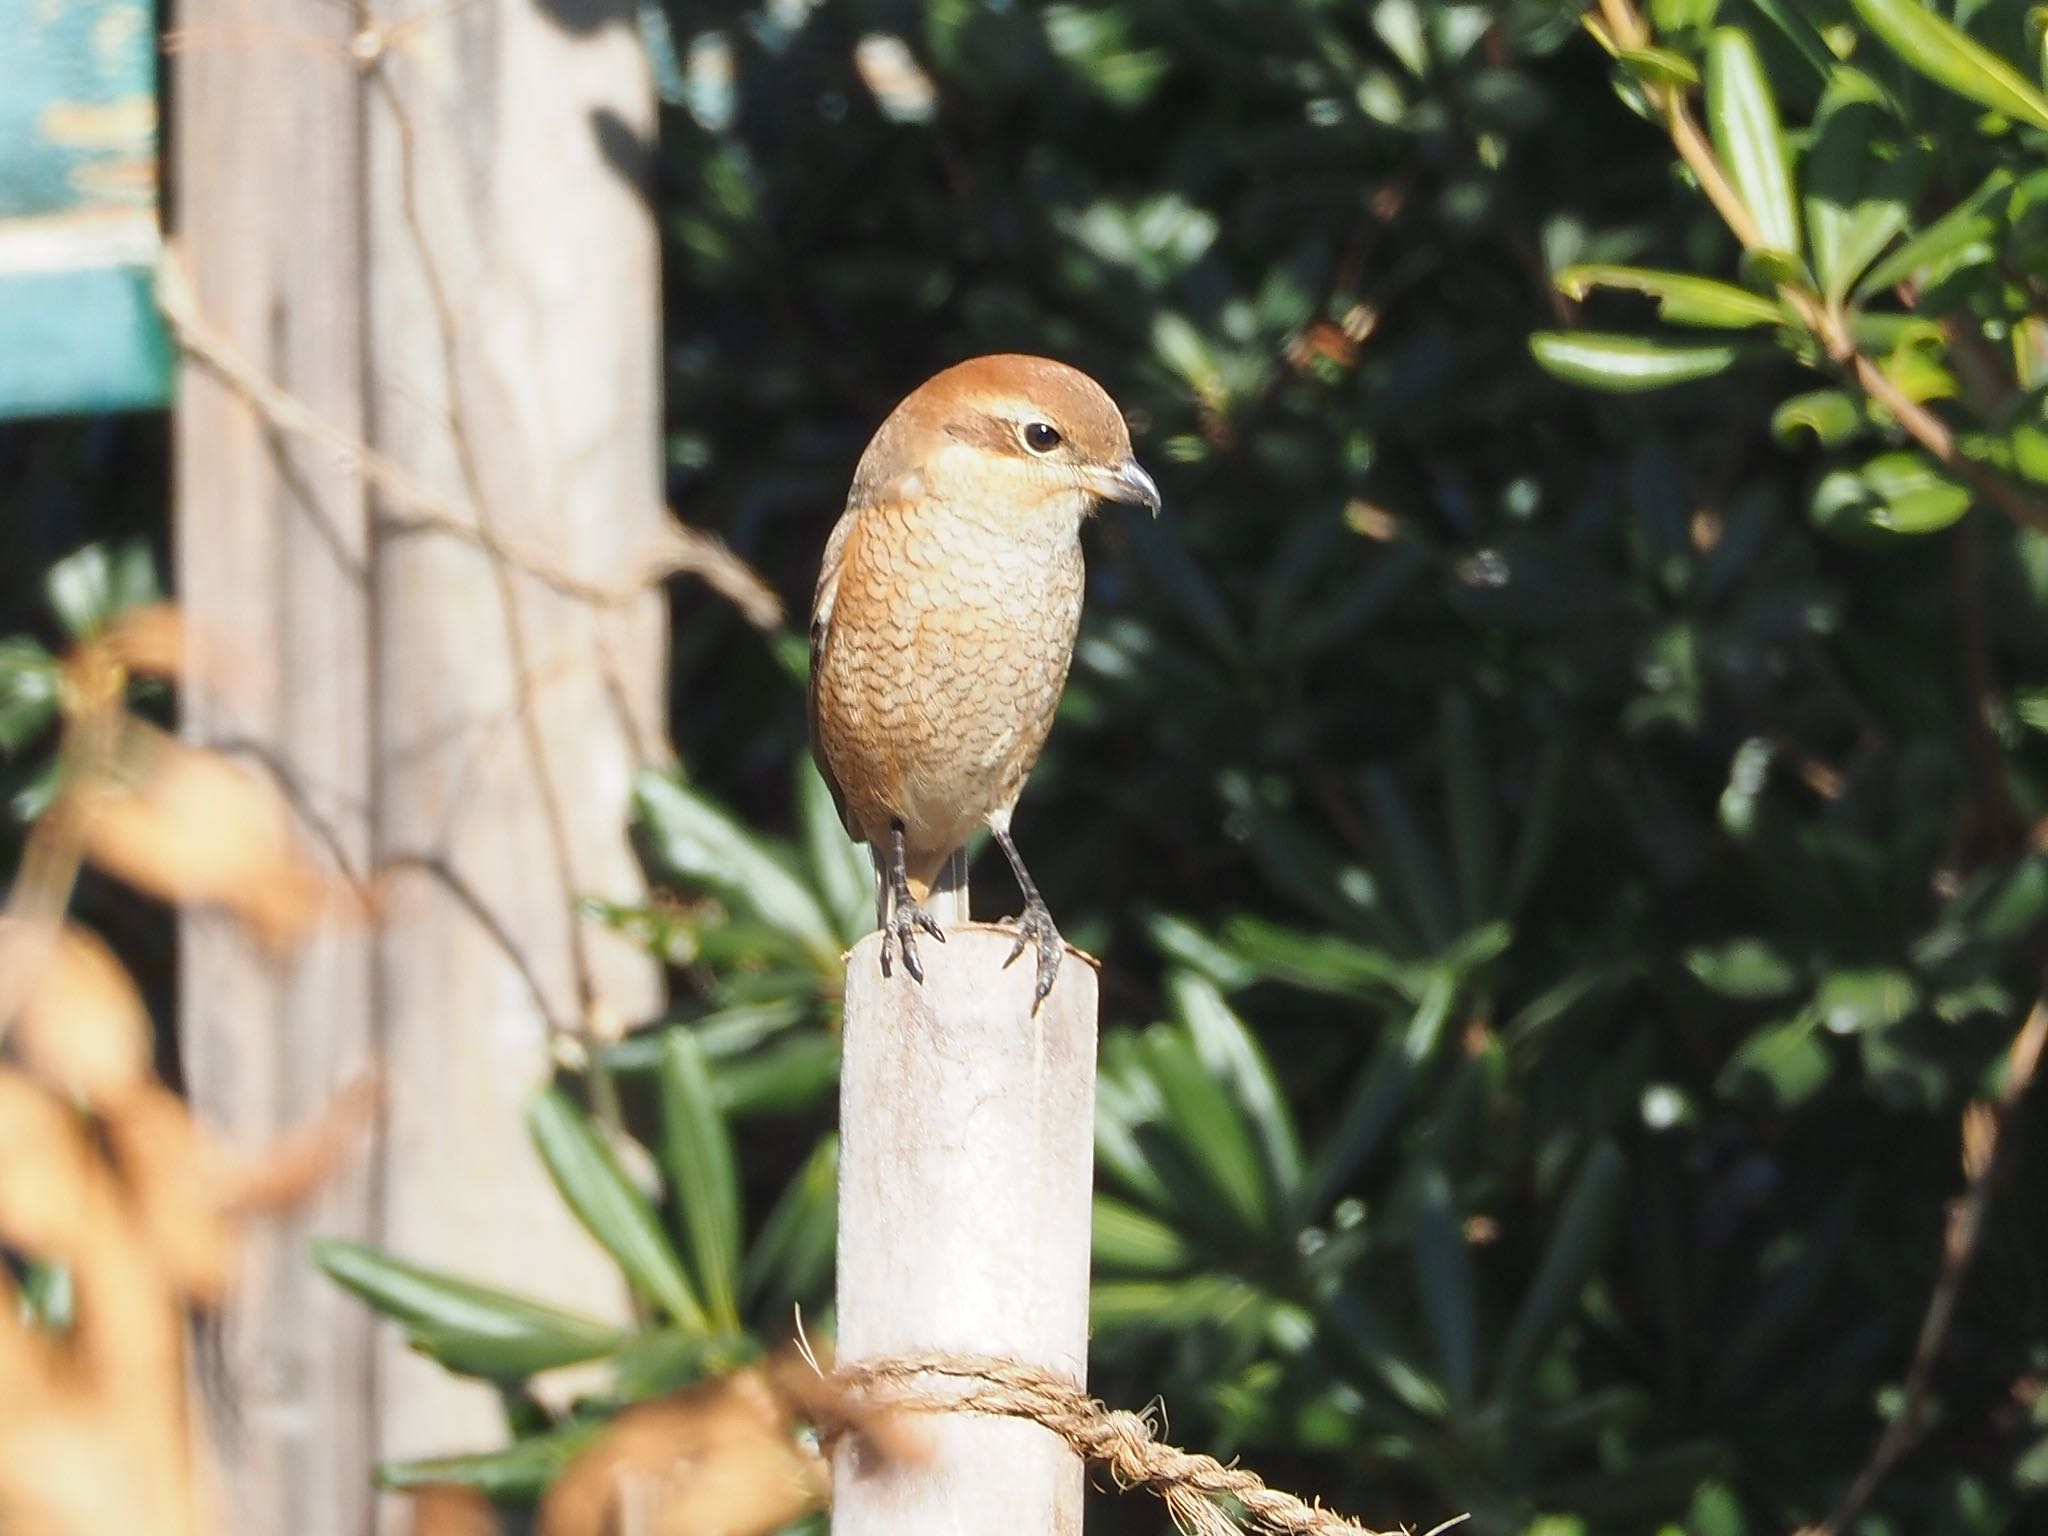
xmin=831 ymin=1353 xmax=1433 ymax=1536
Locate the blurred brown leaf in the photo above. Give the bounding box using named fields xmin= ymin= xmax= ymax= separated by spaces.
xmin=765 ymin=1344 xmax=931 ymax=1471
xmin=4 ymin=920 xmax=152 ymax=1104
xmin=540 ymin=1367 xmax=828 ymax=1536
xmin=409 ymin=1485 xmax=501 ymax=1536
xmin=97 ymin=605 xmax=184 ymax=682
xmin=219 ymin=1071 xmax=381 ymax=1214
xmin=0 ymin=1069 xmax=100 ymax=1261
xmin=104 ymin=1084 xmax=238 ymax=1303
xmin=0 ymin=1398 xmax=169 ymax=1536
xmin=74 ymin=729 xmax=334 ymax=947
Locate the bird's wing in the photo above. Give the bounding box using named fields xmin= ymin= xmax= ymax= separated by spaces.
xmin=807 ymin=501 xmax=862 ymax=836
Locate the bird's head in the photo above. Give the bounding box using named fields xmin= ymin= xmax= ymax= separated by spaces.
xmin=854 ymin=354 xmax=1160 ymax=532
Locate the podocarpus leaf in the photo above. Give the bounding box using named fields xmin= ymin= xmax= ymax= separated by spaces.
xmin=528 ymin=1088 xmax=709 ymax=1333
xmin=657 ymin=1030 xmax=744 ymax=1331
xmin=742 ymin=1134 xmax=837 ymax=1312
xmin=796 ymin=755 xmax=872 ymax=942
xmin=314 ymin=1238 xmax=629 ymax=1378
xmin=1171 ymin=970 xmax=1305 ymax=1199
xmin=1410 ymin=1162 xmax=1479 ymax=1415
xmin=1492 ymin=1141 xmax=1626 ymax=1401
xmin=377 ymin=1424 xmax=605 ymax=1501
xmin=635 ymin=770 xmax=841 ymax=966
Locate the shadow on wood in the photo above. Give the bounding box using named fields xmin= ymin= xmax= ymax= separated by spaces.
xmin=832 ymin=924 xmax=1100 ymax=1536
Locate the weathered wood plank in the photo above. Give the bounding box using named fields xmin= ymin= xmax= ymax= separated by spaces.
xmin=359 ymin=0 xmax=667 ymax=1478
xmin=174 ymin=0 xmax=668 ymax=1526
xmin=173 ymin=5 xmax=375 ymax=1534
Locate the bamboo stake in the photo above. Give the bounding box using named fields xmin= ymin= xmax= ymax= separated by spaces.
xmin=832 ymin=923 xmax=1100 ymax=1536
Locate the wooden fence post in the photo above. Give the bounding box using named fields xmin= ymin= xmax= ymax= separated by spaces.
xmin=173 ymin=1 xmax=666 ymax=1528
xmin=832 ymin=923 xmax=1099 ymax=1536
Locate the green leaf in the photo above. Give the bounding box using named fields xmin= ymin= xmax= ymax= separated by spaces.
xmin=1219 ymin=916 xmax=1412 ymax=997
xmin=1743 ymin=0 xmax=1837 ymax=85
xmin=1811 ymin=967 xmax=1917 ymax=1034
xmin=1492 ymin=1141 xmax=1625 ymax=1401
xmin=743 ymin=1135 xmax=837 ymax=1311
xmin=378 ymin=1423 xmax=605 ymax=1501
xmin=1530 ymin=332 xmax=1742 ymax=391
xmin=44 ymin=541 xmax=158 ymax=640
xmin=1811 ymin=453 xmax=1974 ymax=539
xmin=1298 ymin=1033 xmax=1416 ymax=1218
xmin=17 ymin=1261 xmax=72 ymax=1330
xmin=1860 ymin=451 xmax=1973 ymax=532
xmin=1856 ymin=169 xmax=2013 ymax=297
xmin=1362 ymin=765 xmax=1457 ymax=951
xmin=1719 ymin=1015 xmax=1832 ymax=1107
xmin=1043 ymin=4 xmax=1170 ymax=108
xmin=1144 ymin=911 xmax=1259 ymax=991
xmin=1139 ymin=1024 xmax=1272 ymax=1234
xmin=713 ymin=1030 xmax=841 ymax=1118
xmin=1736 ymin=246 xmax=1805 ymax=290
xmin=1410 ymin=1163 xmax=1478 ymax=1414
xmin=1771 ymin=390 xmax=1864 ymax=447
xmin=1803 ymin=70 xmax=1915 ymax=301
xmin=796 ymin=757 xmax=872 ymax=944
xmin=1651 ymin=0 xmax=1720 ymax=32
xmin=1093 ymin=1194 xmax=1195 ymax=1274
xmin=0 ymin=639 xmax=59 ymax=754
xmin=1171 ymin=972 xmax=1306 ymax=1199
xmin=1091 ymin=1274 xmax=1259 ymax=1334
xmin=1219 ymin=773 xmax=1412 ymax=948
xmin=1683 ymin=937 xmax=1802 ymax=1000
xmin=45 ymin=546 xmax=115 ymax=640
xmin=1705 ymin=27 xmax=1803 ymax=257
xmin=605 ymin=1326 xmax=750 ymax=1402
xmin=1617 ymin=46 xmax=1700 ymax=89
xmin=527 ymin=1089 xmax=708 ymax=1332
xmin=1849 ymin=0 xmax=2048 ymax=131
xmin=313 ymin=1238 xmax=627 ymax=1378
xmin=1322 ymin=1289 xmax=1452 ymax=1421
xmin=657 ymin=1031 xmax=743 ymax=1331
xmin=634 ymin=771 xmax=840 ymax=966
xmin=1556 ymin=266 xmax=1784 ymax=328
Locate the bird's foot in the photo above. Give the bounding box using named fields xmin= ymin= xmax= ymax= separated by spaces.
xmin=879 ymin=896 xmax=947 ymax=984
xmin=1001 ymin=896 xmax=1063 ymax=1008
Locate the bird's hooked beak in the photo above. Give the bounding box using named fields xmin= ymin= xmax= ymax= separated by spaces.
xmin=1087 ymin=457 xmax=1163 ymax=515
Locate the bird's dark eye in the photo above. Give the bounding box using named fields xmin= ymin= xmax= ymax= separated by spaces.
xmin=1021 ymin=421 xmax=1063 ymax=454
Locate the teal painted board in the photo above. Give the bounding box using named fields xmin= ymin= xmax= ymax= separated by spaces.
xmin=0 ymin=0 xmax=172 ymax=418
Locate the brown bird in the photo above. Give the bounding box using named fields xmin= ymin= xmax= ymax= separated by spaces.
xmin=808 ymin=354 xmax=1160 ymax=1003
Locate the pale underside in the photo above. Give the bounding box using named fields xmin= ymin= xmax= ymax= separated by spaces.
xmin=809 ymin=483 xmax=1085 ymax=899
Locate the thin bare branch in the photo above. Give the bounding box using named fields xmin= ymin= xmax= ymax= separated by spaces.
xmin=1799 ymin=988 xmax=2048 ymax=1536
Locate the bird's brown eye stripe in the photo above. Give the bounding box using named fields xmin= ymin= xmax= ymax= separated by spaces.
xmin=1021 ymin=421 xmax=1063 ymax=454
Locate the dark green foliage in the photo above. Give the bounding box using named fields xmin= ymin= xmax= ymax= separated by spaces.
xmin=631 ymin=2 xmax=2047 ymax=1529
xmin=176 ymin=1 xmax=2048 ymax=1532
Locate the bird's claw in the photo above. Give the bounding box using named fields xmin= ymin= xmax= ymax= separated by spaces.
xmin=1001 ymin=897 xmax=1063 ymax=1008
xmin=880 ymin=898 xmax=947 ymax=984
